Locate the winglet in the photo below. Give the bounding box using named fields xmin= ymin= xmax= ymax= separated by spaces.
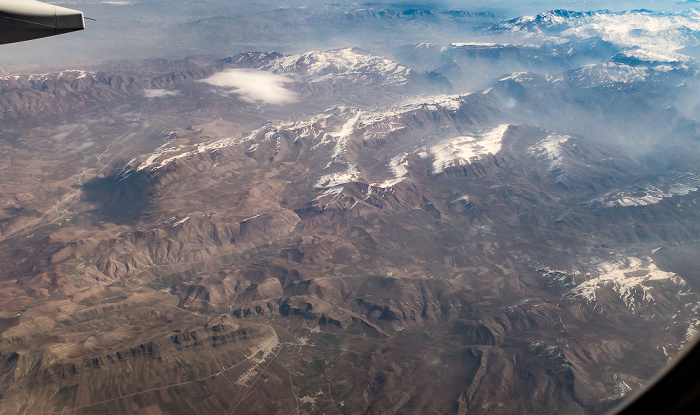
xmin=0 ymin=0 xmax=85 ymax=45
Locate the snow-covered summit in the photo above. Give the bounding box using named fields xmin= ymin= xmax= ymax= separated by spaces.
xmin=592 ymin=173 xmax=700 ymax=208
xmin=497 ymin=60 xmax=684 ymax=89
xmin=429 ymin=124 xmax=510 ymax=174
xmin=263 ymin=48 xmax=411 ymax=85
xmin=132 ymin=93 xmax=471 ymax=173
xmin=567 ymin=256 xmax=686 ymax=312
xmin=528 ymin=133 xmax=570 ymax=171
xmin=568 ymin=62 xmax=650 ymax=87
xmin=0 ymin=70 xmax=95 ymax=83
xmin=493 ymin=9 xmax=597 ymax=34
xmin=491 ymin=9 xmax=700 ymax=63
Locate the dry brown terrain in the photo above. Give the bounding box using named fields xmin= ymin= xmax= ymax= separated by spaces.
xmin=0 ymin=51 xmax=699 ymax=415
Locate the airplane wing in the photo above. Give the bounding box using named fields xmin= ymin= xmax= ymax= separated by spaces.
xmin=0 ymin=0 xmax=84 ymax=45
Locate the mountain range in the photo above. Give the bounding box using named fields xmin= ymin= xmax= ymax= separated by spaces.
xmin=1 ymin=7 xmax=700 ymax=415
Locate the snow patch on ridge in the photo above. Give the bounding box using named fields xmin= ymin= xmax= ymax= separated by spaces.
xmin=401 ymin=94 xmax=466 ymax=111
xmin=570 ymin=63 xmax=649 ymax=87
xmin=594 ymin=173 xmax=700 ymax=207
xmin=172 ymin=216 xmax=190 ymax=227
xmin=375 ymin=153 xmax=408 ymax=188
xmin=430 ymin=124 xmax=509 ymax=174
xmin=528 ymin=133 xmax=570 ymax=170
xmin=329 ymin=111 xmax=362 ymax=159
xmin=314 ymin=164 xmax=360 ymax=189
xmin=568 ymin=257 xmax=685 ymax=311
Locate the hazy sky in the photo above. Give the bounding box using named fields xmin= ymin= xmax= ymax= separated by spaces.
xmin=0 ymin=0 xmax=696 ymax=70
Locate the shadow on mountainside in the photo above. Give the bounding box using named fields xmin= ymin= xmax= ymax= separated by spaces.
xmin=82 ymin=170 xmax=157 ymax=225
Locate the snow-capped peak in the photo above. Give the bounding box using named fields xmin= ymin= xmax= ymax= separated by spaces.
xmin=569 ymin=62 xmax=650 ymax=87
xmin=491 ymin=9 xmax=700 ymax=64
xmin=528 ymin=133 xmax=570 ymax=171
xmin=568 ymin=256 xmax=686 ymax=312
xmin=0 ymin=70 xmax=95 ymax=83
xmin=132 ymin=93 xmax=472 ymax=173
xmin=264 ymin=48 xmax=411 ymax=86
xmin=430 ymin=124 xmax=510 ymax=174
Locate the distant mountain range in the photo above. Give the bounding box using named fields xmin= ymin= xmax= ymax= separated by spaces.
xmin=491 ymin=9 xmax=700 ymax=64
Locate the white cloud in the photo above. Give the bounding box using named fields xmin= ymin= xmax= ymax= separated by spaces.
xmin=144 ymin=89 xmax=179 ymax=98
xmin=201 ymin=69 xmax=298 ymax=105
